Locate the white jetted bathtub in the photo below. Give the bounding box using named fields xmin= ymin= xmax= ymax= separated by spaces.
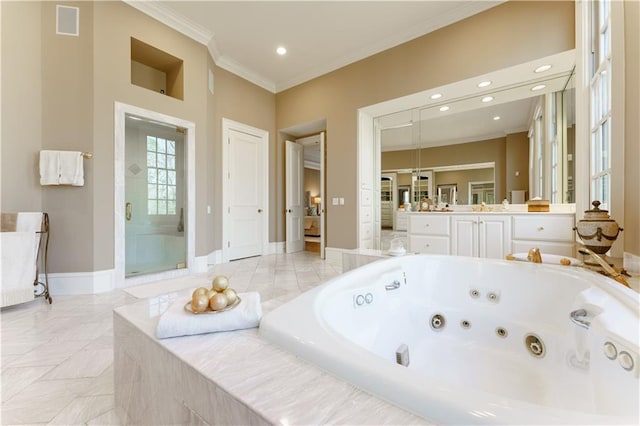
xmin=259 ymin=255 xmax=639 ymax=424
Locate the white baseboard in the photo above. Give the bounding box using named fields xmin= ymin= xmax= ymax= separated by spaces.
xmin=44 ymin=269 xmax=116 ymax=296
xmin=624 ymin=252 xmax=640 ymax=274
xmin=269 ymin=241 xmax=285 ymax=255
xmin=208 ymin=250 xmax=222 ymax=265
xmin=193 ymin=255 xmax=209 ymax=273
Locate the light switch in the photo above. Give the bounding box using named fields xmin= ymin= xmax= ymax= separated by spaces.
xmin=339 ymin=198 xmax=345 ymax=205
xmin=332 ymin=198 xmax=339 ymax=205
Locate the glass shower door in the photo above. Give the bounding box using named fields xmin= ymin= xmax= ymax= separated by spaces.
xmin=124 ymin=115 xmax=186 ymax=277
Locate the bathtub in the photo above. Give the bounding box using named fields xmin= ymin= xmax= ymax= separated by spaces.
xmin=259 ymin=255 xmax=639 ymax=424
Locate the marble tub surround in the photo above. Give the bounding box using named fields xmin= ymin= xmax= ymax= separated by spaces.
xmin=114 ymin=289 xmax=429 ymax=425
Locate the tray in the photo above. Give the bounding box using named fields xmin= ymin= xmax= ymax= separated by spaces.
xmin=184 ymin=296 xmax=241 ymax=314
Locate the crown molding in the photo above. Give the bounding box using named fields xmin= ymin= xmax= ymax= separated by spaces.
xmin=208 ymin=46 xmax=277 ymax=93
xmin=123 ymin=0 xmax=212 ymax=45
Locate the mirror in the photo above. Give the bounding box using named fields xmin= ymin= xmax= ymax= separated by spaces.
xmin=376 ymin=50 xmax=575 ymax=219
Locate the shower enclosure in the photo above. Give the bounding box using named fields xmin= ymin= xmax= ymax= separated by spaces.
xmin=124 ymin=114 xmax=186 ymax=276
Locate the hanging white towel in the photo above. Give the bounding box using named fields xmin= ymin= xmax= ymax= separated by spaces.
xmin=39 ymin=150 xmax=59 ymax=185
xmin=58 ymin=151 xmax=84 ymax=186
xmin=39 ymin=150 xmax=84 ymax=186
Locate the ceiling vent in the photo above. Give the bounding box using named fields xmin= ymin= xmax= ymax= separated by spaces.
xmin=56 ymin=5 xmax=79 ymax=36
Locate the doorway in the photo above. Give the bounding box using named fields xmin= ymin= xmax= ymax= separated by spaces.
xmin=124 ymin=115 xmax=186 ymax=277
xmin=114 ymin=102 xmax=196 ymax=288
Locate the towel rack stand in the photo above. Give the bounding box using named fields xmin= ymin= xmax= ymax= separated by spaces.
xmin=33 ymin=213 xmax=52 ymax=304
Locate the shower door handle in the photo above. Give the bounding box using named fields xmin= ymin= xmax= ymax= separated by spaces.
xmin=126 ymin=202 xmax=132 ymax=221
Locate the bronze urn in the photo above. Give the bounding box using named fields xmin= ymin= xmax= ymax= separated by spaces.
xmin=574 ymin=201 xmax=623 ymax=254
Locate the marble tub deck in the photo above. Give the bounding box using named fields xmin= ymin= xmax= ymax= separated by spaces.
xmin=114 ymin=288 xmax=429 ymax=425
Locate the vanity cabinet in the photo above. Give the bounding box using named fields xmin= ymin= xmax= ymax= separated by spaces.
xmin=452 ymin=215 xmax=510 ymax=259
xmin=407 ymin=212 xmax=575 ymax=259
xmin=511 ymin=214 xmax=575 ymax=257
xmin=408 ymin=214 xmax=450 ymax=254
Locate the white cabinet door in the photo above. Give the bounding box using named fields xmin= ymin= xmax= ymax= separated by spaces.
xmin=479 ymin=215 xmax=510 ymax=259
xmin=452 ymin=215 xmax=508 ymax=259
xmin=452 ymin=216 xmax=477 ymax=257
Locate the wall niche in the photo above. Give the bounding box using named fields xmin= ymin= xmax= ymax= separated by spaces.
xmin=130 ymin=37 xmax=184 ymax=100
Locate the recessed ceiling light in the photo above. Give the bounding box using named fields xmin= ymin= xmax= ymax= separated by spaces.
xmin=534 ymin=64 xmax=552 ymax=73
xmin=481 ymin=96 xmax=494 ymax=103
xmin=439 ymin=106 xmax=450 ymax=112
xmin=493 ymin=116 xmax=501 ymax=121
xmin=531 ymin=84 xmax=546 ymax=91
xmin=430 ymin=93 xmax=443 ymax=100
xmin=477 ymin=81 xmax=492 ymax=88
xmin=276 ymin=46 xmax=287 ymax=55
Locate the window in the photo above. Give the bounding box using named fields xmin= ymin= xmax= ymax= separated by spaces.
xmin=147 ymin=136 xmax=177 ymax=215
xmin=589 ymin=0 xmax=611 ymax=209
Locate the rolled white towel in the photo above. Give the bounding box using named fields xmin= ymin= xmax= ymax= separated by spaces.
xmin=156 ymin=292 xmax=262 ymax=339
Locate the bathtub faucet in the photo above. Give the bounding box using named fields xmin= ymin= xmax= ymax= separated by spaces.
xmin=578 ymin=248 xmax=630 ymax=288
xmin=527 ymin=248 xmax=543 ymax=263
xmin=385 ymin=280 xmax=401 ymax=291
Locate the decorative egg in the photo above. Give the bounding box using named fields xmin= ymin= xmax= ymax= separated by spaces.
xmin=209 ymin=293 xmax=229 ymax=311
xmin=206 ymin=289 xmax=218 ymax=300
xmin=211 ymin=275 xmax=229 ymax=292
xmin=223 ymin=288 xmax=238 ymax=304
xmin=192 ymin=287 xmax=208 ymax=297
xmin=191 ymin=294 xmax=209 ymax=313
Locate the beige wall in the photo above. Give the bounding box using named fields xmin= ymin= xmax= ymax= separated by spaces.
xmin=212 ymin=66 xmax=276 ymax=249
xmin=276 ymin=1 xmax=575 ymax=249
xmin=624 ymin=0 xmax=640 ymax=256
xmin=1 ymin=2 xmax=43 ymax=212
xmin=1 ymin=1 xmax=274 ymax=274
xmin=505 ymin=132 xmax=529 ymax=201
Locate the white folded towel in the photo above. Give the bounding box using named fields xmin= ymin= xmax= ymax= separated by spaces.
xmin=156 ymin=292 xmax=262 ymax=339
xmin=39 ymin=150 xmax=84 ymax=186
xmin=58 ymin=151 xmax=84 ymax=186
xmin=39 ymin=150 xmax=59 ymax=185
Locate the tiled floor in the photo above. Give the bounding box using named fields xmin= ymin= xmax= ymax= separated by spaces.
xmin=1 ymin=251 xmax=339 ymax=425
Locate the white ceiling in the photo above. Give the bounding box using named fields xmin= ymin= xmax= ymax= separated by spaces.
xmin=125 ymin=1 xmax=504 ymax=93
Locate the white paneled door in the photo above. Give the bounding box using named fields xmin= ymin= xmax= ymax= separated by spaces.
xmin=227 ymin=128 xmax=265 ymax=260
xmin=285 ymin=140 xmax=305 ymax=253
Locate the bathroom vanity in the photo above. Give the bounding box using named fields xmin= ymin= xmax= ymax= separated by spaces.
xmin=407 ymin=211 xmax=575 ymax=259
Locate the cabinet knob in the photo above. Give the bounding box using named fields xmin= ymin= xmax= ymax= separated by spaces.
xmin=258 ymin=209 xmax=263 ymax=213
xmin=479 ymin=220 xmax=484 ymax=224
xmin=425 ymin=244 xmax=430 ymax=248
xmin=538 ymin=226 xmax=544 ymax=231
xmin=424 ymin=224 xmax=429 ymax=227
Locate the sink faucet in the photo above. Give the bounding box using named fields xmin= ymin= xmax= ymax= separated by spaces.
xmin=527 ymin=248 xmax=543 ymax=263
xmin=578 ymin=248 xmax=630 ymax=288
